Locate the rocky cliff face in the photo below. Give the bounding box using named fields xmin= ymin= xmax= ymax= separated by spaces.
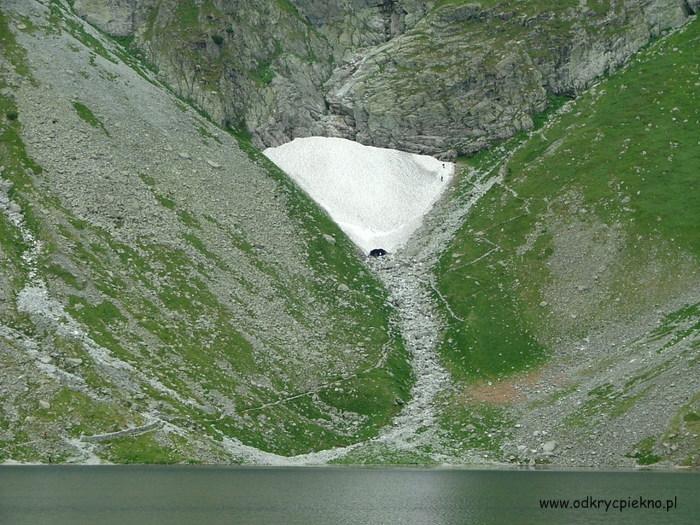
xmin=333 ymin=0 xmax=697 ymax=156
xmin=73 ymin=0 xmax=143 ymax=36
xmin=72 ymin=0 xmax=694 ymax=156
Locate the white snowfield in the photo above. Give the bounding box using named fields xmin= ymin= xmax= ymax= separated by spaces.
xmin=263 ymin=137 xmax=454 ymax=253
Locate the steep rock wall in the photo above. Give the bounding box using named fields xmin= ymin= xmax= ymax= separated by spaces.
xmin=73 ymin=0 xmax=694 ymax=156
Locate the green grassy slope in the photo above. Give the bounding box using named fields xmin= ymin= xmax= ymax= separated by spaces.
xmin=438 ymin=16 xmax=700 ymax=380
xmin=430 ymin=15 xmax=700 ymax=466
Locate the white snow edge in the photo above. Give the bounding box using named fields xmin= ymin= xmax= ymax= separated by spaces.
xmin=263 ymin=137 xmax=454 ymax=253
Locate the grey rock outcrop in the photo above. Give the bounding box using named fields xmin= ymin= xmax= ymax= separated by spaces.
xmin=73 ymin=0 xmax=142 ymax=36
xmin=72 ymin=0 xmax=694 ymax=156
xmin=684 ymin=0 xmax=700 ymax=14
xmin=322 ymin=0 xmax=692 ymax=155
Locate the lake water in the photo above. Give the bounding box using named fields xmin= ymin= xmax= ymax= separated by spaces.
xmin=0 ymin=466 xmax=698 ymax=524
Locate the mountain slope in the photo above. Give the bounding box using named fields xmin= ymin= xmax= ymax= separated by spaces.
xmin=434 ymin=15 xmax=700 ymax=466
xmin=2 ymin=0 xmax=699 ymax=468
xmin=0 ymin=0 xmax=410 ymax=463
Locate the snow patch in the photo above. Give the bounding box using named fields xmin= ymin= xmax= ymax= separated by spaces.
xmin=264 ymin=137 xmax=454 ymax=253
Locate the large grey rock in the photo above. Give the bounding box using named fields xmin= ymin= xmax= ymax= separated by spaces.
xmin=73 ymin=0 xmax=139 ymax=36
xmin=542 ymin=440 xmax=558 ymax=454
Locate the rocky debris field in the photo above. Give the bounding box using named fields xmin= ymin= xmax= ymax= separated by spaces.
xmin=0 ymin=0 xmax=409 ymax=463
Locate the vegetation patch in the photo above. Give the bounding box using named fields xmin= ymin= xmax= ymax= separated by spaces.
xmin=331 ymin=444 xmax=437 ymax=465
xmin=102 ymin=433 xmax=185 ymax=464
xmin=438 ymin=394 xmax=512 ymax=457
xmin=0 ymin=9 xmax=33 ymax=78
xmin=564 ymin=382 xmax=651 ymax=428
xmin=662 ymin=392 xmax=700 ymax=466
xmin=684 ymin=412 xmax=700 ymax=423
xmin=626 ymin=436 xmax=661 ymax=465
xmin=174 ymin=0 xmax=200 ymax=29
xmin=36 ymin=388 xmax=131 ymax=437
xmin=250 ymin=61 xmax=275 ymax=86
xmin=72 ymin=100 xmax=110 ymax=136
xmin=197 ymin=124 xmax=222 ymax=144
xmin=50 ymin=0 xmax=117 ymax=65
xmin=648 ymin=302 xmax=700 ymax=352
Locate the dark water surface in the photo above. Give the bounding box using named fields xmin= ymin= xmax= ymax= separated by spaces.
xmin=0 ymin=466 xmax=698 ymax=524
